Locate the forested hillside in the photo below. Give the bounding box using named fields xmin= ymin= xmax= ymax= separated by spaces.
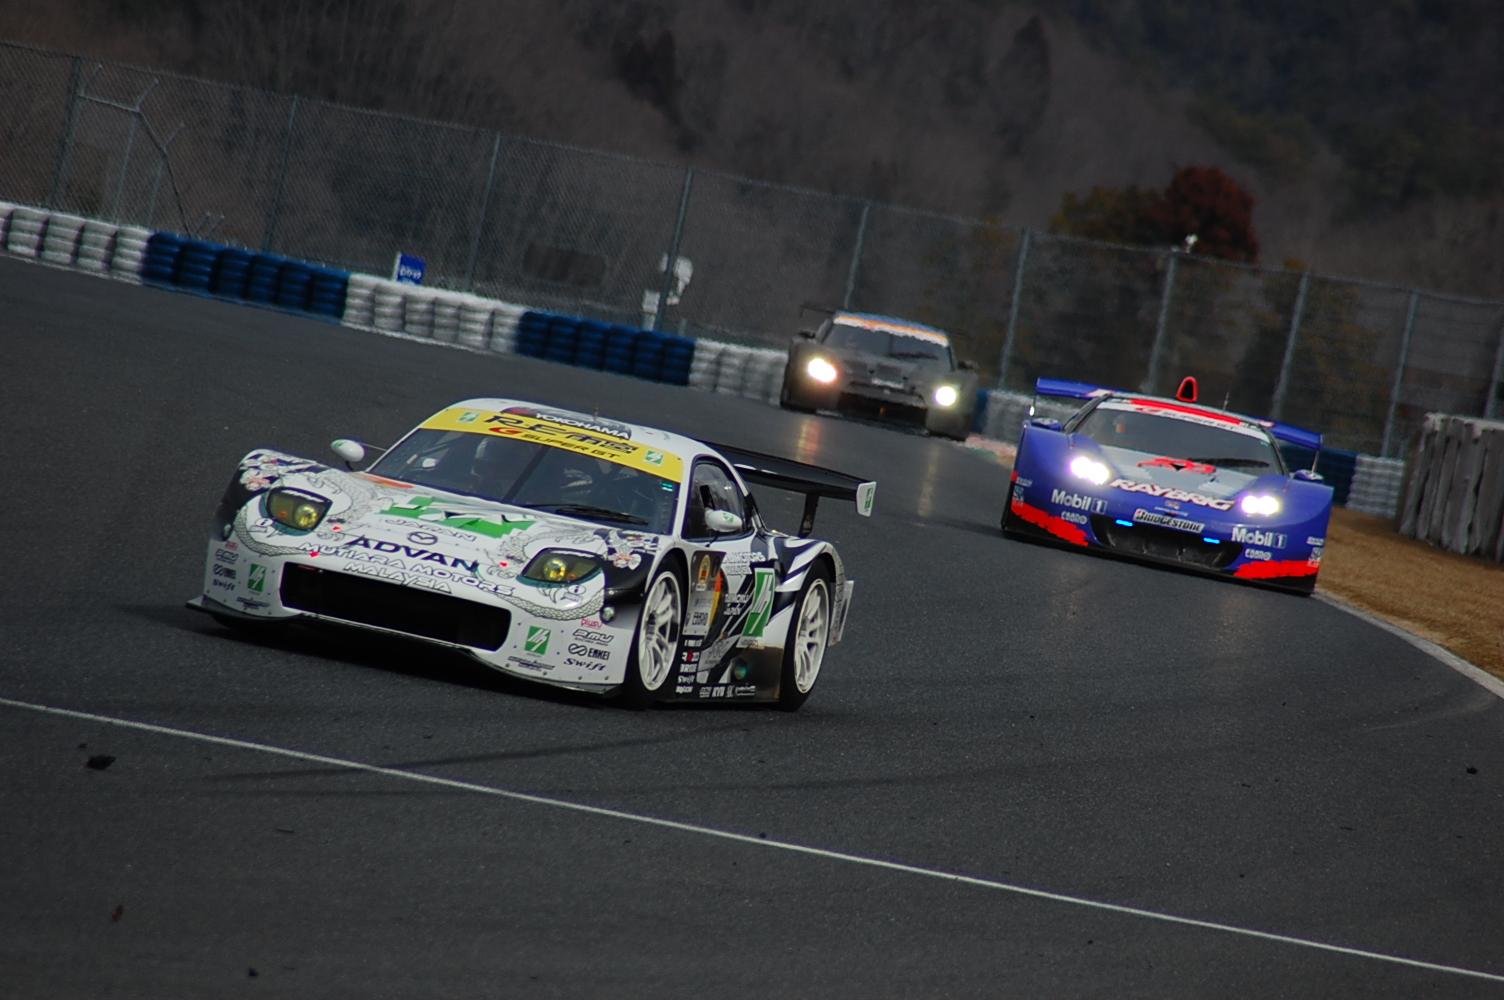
xmin=8 ymin=0 xmax=1502 ymax=296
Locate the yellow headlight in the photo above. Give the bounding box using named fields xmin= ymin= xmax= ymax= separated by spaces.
xmin=521 ymin=550 xmax=603 ymax=585
xmin=266 ymin=489 xmax=331 ymax=532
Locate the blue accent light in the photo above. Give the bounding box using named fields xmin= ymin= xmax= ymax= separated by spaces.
xmin=1114 ymin=519 xmax=1133 ymax=527
xmin=1203 ymin=537 xmax=1220 ymax=544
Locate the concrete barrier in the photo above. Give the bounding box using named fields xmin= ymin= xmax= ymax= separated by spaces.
xmin=1399 ymin=413 xmax=1504 ymax=560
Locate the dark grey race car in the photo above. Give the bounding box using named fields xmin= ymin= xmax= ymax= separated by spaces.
xmin=780 ymin=310 xmax=979 ymax=440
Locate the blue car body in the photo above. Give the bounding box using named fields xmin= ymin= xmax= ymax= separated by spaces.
xmin=1002 ymin=379 xmax=1334 ymax=594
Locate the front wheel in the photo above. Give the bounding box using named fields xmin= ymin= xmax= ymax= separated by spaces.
xmin=777 ymin=565 xmax=833 ymax=712
xmin=619 ymin=564 xmax=684 ymax=708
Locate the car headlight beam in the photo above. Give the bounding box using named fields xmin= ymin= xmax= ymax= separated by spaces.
xmin=1238 ymin=493 xmax=1282 ymax=516
xmin=265 ymin=488 xmax=331 ymax=532
xmin=805 ymin=356 xmax=839 ymax=384
xmin=933 ymin=384 xmax=959 ymax=408
xmin=1068 ymin=455 xmax=1110 ymax=486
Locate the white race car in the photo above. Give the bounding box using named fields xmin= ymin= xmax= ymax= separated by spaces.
xmin=189 ymin=400 xmax=875 ymax=709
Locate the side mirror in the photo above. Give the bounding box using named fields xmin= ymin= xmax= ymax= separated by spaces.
xmin=959 ymin=359 xmax=979 ymax=372
xmin=331 ymin=438 xmax=367 ymax=467
xmin=1293 ymin=469 xmax=1324 ymax=482
xmin=704 ymin=509 xmax=744 ymax=534
xmin=1028 ymin=418 xmax=1063 ymax=431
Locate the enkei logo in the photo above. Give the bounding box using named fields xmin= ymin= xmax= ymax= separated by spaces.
xmin=1232 ymin=526 xmax=1287 ymax=548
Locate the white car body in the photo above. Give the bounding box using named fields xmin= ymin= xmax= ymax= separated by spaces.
xmin=190 ymin=399 xmax=872 ymax=706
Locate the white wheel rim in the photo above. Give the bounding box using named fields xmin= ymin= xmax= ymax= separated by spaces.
xmin=793 ymin=579 xmax=830 ymax=694
xmin=637 ymin=573 xmax=681 ymax=692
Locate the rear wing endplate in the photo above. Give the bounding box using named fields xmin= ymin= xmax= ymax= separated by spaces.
xmin=705 ymin=442 xmax=875 ymax=537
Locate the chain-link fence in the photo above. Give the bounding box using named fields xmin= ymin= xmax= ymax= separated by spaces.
xmin=3 ymin=39 xmax=1501 ymax=455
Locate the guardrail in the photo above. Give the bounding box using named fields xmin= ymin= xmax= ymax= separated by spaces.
xmin=0 ymin=198 xmax=1409 ymax=519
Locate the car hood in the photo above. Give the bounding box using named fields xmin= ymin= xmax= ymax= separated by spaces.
xmin=232 ymin=451 xmax=663 ymax=617
xmin=823 ymin=346 xmax=953 ymax=385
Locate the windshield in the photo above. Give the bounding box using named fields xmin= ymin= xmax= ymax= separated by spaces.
xmin=822 ymin=323 xmax=953 ymax=367
xmin=1076 ymin=406 xmax=1283 ymax=472
xmin=368 ymin=429 xmax=681 ymax=534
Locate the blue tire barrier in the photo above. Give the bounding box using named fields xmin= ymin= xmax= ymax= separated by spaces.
xmin=1315 ymin=448 xmax=1357 ymax=506
xmin=971 ymin=389 xmax=991 ymax=434
xmin=174 ymin=239 xmax=219 ymax=292
xmin=544 ymin=318 xmax=579 ymax=363
xmin=212 ymin=247 xmax=253 ymax=298
xmin=307 ymin=268 xmax=349 ymax=318
xmin=515 ymin=311 xmax=552 ymax=358
xmin=575 ymin=322 xmax=607 ymax=369
xmin=660 ymin=336 xmax=694 ymax=386
xmin=245 ymin=254 xmax=282 ymax=303
xmin=141 ymin=232 xmax=182 ymax=286
xmin=632 ymin=331 xmax=666 ymax=380
xmin=274 ymin=261 xmax=314 ymax=311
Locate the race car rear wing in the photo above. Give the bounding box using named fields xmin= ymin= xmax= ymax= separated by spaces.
xmin=1032 ymin=377 xmax=1323 ymax=453
xmin=705 ymin=441 xmax=876 ymax=536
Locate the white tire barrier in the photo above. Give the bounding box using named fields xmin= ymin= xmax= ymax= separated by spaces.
xmin=343 ymin=273 xmax=378 ymax=329
xmin=76 ymin=219 xmax=118 ymax=273
xmin=0 ymin=201 xmax=14 ymax=251
xmin=402 ymin=289 xmax=436 ymax=338
xmin=1347 ymin=455 xmax=1406 ymax=519
xmin=688 ymin=340 xmax=726 ymax=392
xmin=371 ymin=282 xmax=404 ymax=332
xmin=6 ymin=206 xmax=47 ymax=258
xmin=432 ymin=291 xmax=462 ymax=344
xmin=457 ymin=296 xmax=492 ymax=349
xmin=40 ymin=212 xmax=85 ymax=267
xmin=489 ymin=303 xmax=524 ymax=354
xmin=109 ymin=225 xmax=148 ymax=283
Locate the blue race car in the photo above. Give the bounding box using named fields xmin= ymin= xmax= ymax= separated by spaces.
xmin=1001 ymin=377 xmax=1333 ymax=594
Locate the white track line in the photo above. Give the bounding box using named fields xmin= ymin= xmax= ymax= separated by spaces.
xmin=1317 ymin=592 xmax=1504 ymax=701
xmin=4 ymin=694 xmax=1502 ymax=986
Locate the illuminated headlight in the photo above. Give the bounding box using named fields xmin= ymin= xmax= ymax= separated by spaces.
xmin=521 ymin=550 xmax=603 ymax=585
xmin=933 ymin=384 xmax=960 ymax=408
xmin=264 ymin=488 xmax=331 ymax=532
xmin=805 ymin=357 xmax=839 ymax=384
xmin=1238 ymin=493 xmax=1282 ymax=516
xmin=1069 ymin=455 xmax=1110 ymax=486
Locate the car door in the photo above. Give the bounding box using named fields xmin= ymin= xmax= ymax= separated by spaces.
xmin=675 ymin=458 xmax=782 ymax=698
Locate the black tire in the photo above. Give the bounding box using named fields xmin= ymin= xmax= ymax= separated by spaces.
xmin=618 ymin=562 xmax=685 ymax=708
xmin=777 ymin=563 xmax=834 ymax=712
xmin=1000 ymin=491 xmax=1016 ymax=535
xmin=779 ymin=381 xmax=813 ymax=413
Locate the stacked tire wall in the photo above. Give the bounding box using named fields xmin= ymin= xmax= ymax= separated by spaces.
xmin=0 ymin=199 xmax=1414 ymax=518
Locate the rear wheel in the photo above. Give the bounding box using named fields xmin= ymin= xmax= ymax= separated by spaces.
xmin=777 ymin=565 xmax=833 ymax=712
xmin=619 ymin=564 xmax=684 ymax=708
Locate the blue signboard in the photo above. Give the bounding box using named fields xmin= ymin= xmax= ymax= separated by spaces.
xmin=392 ymin=252 xmax=426 ymax=285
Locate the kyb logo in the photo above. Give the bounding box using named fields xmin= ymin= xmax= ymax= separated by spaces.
xmin=1050 ymin=489 xmax=1106 ymax=514
xmin=1232 ymin=526 xmax=1287 ymax=548
xmin=525 ymin=626 xmax=551 ymax=655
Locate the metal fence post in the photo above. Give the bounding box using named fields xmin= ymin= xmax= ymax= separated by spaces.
xmin=1269 ymin=271 xmax=1311 ymax=419
xmin=1380 ymin=290 xmax=1420 ymax=457
xmin=261 ymin=94 xmax=300 ymax=252
xmin=1486 ymin=315 xmax=1504 ymax=420
xmin=110 ymin=115 xmax=140 ymax=222
xmin=652 ymin=164 xmax=694 ymax=332
xmin=996 ymin=226 xmax=1032 ymax=389
xmin=841 ymin=199 xmax=872 ymax=309
xmin=1141 ymin=249 xmax=1178 ymax=393
xmin=48 ymin=55 xmax=83 ymax=210
xmin=463 ymin=131 xmax=503 ymax=292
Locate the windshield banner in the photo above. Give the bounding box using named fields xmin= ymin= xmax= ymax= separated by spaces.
xmin=420 ymin=407 xmax=685 ymax=481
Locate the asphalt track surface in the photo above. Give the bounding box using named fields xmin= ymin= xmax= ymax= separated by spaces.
xmin=3 ymin=256 xmax=1503 ymax=999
